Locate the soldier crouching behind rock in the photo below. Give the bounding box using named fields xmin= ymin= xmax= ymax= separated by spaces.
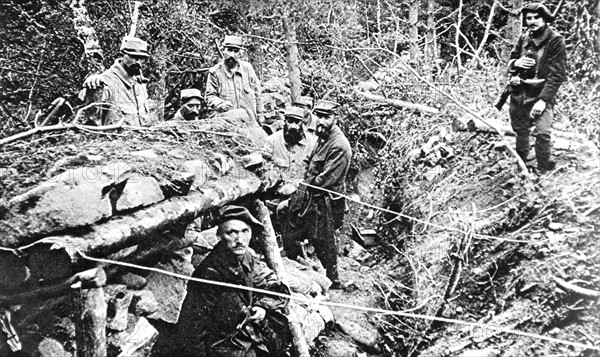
xmin=176 ymin=205 xmax=291 ymax=357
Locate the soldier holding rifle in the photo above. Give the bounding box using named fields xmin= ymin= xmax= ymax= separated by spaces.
xmin=498 ymin=2 xmax=567 ymax=173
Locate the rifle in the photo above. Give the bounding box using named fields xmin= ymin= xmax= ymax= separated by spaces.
xmin=494 ymin=84 xmax=512 ymax=111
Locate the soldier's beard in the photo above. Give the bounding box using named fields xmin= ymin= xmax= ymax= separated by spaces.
xmin=123 ymin=63 xmax=142 ymax=76
xmin=284 ymin=126 xmax=303 ymax=144
xmin=224 ymin=56 xmax=238 ymax=70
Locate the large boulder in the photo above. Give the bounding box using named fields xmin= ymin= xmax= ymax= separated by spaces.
xmin=0 ymin=163 xmax=132 ymax=247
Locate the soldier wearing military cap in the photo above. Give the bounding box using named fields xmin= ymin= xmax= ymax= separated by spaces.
xmin=507 ymin=2 xmax=567 ymax=172
xmin=285 ymin=100 xmax=352 ymax=288
xmin=178 ymin=205 xmax=291 ymax=356
xmin=205 ymin=35 xmax=265 ymax=124
xmin=173 ymin=88 xmax=203 ymax=121
xmin=82 ymin=36 xmax=151 ymax=126
xmin=266 ymin=106 xmax=317 ymax=180
xmin=292 ymin=96 xmax=317 ymax=134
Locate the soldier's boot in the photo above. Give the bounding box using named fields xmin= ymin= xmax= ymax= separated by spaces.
xmin=535 ymin=134 xmax=555 ymax=173
xmin=326 ymin=264 xmax=342 ymax=290
xmin=515 ymin=133 xmax=530 ymax=164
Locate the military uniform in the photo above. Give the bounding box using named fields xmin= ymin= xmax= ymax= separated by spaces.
xmin=286 ymin=120 xmax=352 ymax=284
xmin=205 ymin=60 xmax=263 ymax=123
xmin=178 ymin=241 xmax=290 ymax=356
xmin=508 ymin=3 xmax=567 ymax=171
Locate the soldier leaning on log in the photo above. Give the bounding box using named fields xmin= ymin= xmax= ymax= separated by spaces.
xmin=205 ymin=35 xmax=265 ymax=125
xmin=177 ymin=206 xmax=291 ymax=357
xmin=81 ymin=36 xmax=152 ymax=126
xmin=505 ymin=2 xmax=567 ymax=173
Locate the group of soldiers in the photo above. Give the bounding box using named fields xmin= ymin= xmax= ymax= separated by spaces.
xmin=82 ymin=32 xmax=351 ymax=356
xmin=79 ymin=3 xmax=566 ymax=355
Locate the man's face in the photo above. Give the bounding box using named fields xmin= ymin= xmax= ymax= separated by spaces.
xmin=223 ymin=46 xmax=242 ymax=68
xmin=315 ymin=113 xmax=335 ymax=138
xmin=283 ymin=116 xmax=304 ymax=144
xmin=525 ymin=12 xmax=546 ymax=33
xmin=181 ymin=98 xmax=201 ymax=120
xmin=219 ymin=219 xmax=252 ymax=256
xmin=121 ymin=53 xmax=147 ymax=76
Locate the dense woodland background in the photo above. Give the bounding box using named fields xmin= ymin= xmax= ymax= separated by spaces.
xmin=1 ymin=2 xmax=599 ymax=356
xmin=1 ymin=0 xmax=599 ymax=195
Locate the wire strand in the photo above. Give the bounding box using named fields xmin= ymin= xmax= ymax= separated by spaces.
xmin=78 ymin=251 xmax=599 ymax=352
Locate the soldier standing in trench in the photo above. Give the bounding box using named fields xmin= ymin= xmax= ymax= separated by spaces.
xmin=507 ymin=2 xmax=567 ymax=173
xmin=285 ymin=100 xmax=352 ymax=289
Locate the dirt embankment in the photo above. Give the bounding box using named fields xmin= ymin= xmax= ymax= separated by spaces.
xmin=315 ymin=125 xmax=599 ymax=357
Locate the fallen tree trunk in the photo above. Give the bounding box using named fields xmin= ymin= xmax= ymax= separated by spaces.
xmin=354 ymin=90 xmax=440 ymax=115
xmin=30 ymin=169 xmax=264 ymax=260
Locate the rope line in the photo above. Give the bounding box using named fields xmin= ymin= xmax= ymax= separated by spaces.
xmin=78 ymin=252 xmax=599 ymax=352
xmin=295 ymin=181 xmax=541 ymax=244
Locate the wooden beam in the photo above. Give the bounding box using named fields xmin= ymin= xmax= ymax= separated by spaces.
xmin=72 ymin=268 xmax=107 ymax=357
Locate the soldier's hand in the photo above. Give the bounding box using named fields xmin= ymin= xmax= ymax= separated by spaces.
xmin=530 ymin=100 xmax=546 ymax=118
xmin=83 ymin=74 xmax=106 ymax=90
xmin=217 ymin=100 xmax=233 ymax=112
xmin=278 ymin=181 xmax=298 ymax=196
xmin=514 ymin=56 xmax=535 ymax=69
xmin=249 ymin=306 xmax=266 ymax=321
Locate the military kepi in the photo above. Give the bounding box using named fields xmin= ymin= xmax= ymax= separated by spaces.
xmin=180 ymin=88 xmax=203 ymax=103
xmin=313 ymin=100 xmax=339 ymax=115
xmin=215 ymin=205 xmax=264 ymax=229
xmin=223 ymin=35 xmax=244 ymax=49
xmin=120 ymin=36 xmax=149 ymax=57
xmin=293 ymin=96 xmax=314 ymax=109
xmin=284 ymin=106 xmax=305 ymax=120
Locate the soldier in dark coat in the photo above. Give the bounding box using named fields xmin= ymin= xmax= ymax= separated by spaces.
xmin=285 ymin=101 xmax=352 ymax=289
xmin=507 ymin=2 xmax=567 ymax=172
xmin=178 ymin=206 xmax=290 ymax=357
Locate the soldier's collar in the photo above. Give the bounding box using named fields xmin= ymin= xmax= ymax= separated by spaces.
xmin=528 ymin=25 xmax=551 ymax=47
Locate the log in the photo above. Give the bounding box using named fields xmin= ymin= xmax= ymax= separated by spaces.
xmin=251 ymin=199 xmax=286 ymax=279
xmin=72 ymin=268 xmax=107 ymax=357
xmin=0 ymin=268 xmax=105 ymax=306
xmin=354 ymin=90 xmax=440 ymax=115
xmin=28 ymin=167 xmax=265 ymax=259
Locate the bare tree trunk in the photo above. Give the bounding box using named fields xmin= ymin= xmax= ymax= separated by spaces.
xmin=455 ymin=0 xmax=463 ymax=72
xmin=409 ymin=1 xmax=420 ymax=60
xmin=282 ymin=7 xmax=301 ymax=102
xmin=425 ymin=0 xmax=438 ymax=77
xmin=507 ymin=0 xmax=524 ymax=51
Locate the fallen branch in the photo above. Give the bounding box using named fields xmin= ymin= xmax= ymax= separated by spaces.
xmin=354 ymin=90 xmax=440 ymax=115
xmin=554 ymin=277 xmax=600 ymax=299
